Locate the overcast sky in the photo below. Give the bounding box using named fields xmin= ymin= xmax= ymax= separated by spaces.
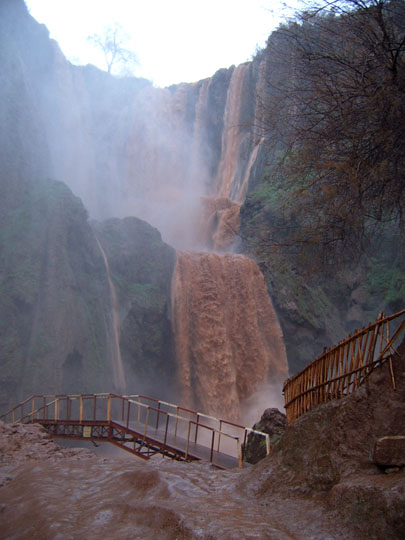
xmin=25 ymin=0 xmax=302 ymax=87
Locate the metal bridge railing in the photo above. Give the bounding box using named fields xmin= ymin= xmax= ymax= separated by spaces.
xmin=1 ymin=393 xmax=270 ymax=468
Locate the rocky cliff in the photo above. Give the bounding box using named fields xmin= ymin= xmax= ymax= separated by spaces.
xmin=0 ymin=0 xmax=402 ymax=415
xmin=0 ymin=175 xmax=177 ymax=411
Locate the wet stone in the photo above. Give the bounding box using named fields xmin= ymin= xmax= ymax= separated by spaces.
xmin=373 ymin=436 xmax=405 ymax=467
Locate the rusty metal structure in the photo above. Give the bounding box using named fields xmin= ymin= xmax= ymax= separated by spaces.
xmin=283 ymin=309 xmax=405 ymax=424
xmin=0 ymin=393 xmax=270 ymax=469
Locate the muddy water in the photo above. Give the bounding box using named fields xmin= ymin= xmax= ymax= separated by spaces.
xmin=0 ymin=453 xmax=350 ymax=540
xmin=0 ymin=422 xmax=355 ymax=539
xmin=171 ymin=252 xmax=288 ymax=421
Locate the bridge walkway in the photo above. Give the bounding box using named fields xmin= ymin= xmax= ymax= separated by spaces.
xmin=1 ymin=394 xmax=270 ymax=469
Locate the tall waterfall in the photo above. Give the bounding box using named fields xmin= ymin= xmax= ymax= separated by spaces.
xmin=171 ymin=252 xmax=288 ymax=421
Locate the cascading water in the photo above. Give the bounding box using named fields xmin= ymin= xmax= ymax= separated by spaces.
xmin=171 ymin=252 xmax=288 ymax=422
xmin=165 ymin=56 xmax=288 ymax=421
xmin=214 ymin=63 xmax=250 ymax=201
xmin=96 ymin=239 xmax=126 ymax=394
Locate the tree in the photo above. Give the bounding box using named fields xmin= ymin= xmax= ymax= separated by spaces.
xmin=87 ymin=24 xmax=138 ymax=76
xmin=253 ymin=0 xmax=405 ymax=267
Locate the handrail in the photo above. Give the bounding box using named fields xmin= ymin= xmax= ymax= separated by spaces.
xmin=283 ymin=309 xmax=404 ymax=424
xmin=1 ymin=392 xmax=271 ymax=467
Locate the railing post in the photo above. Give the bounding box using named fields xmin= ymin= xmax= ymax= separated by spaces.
xmin=174 ymin=406 xmax=179 ymax=437
xmin=210 ymin=430 xmax=215 ymax=463
xmin=107 ymin=395 xmax=111 ymax=422
xmin=194 ymin=413 xmax=199 ymax=444
xmin=164 ymin=414 xmax=169 ymax=446
xmin=237 ymin=439 xmax=243 ymax=469
xmin=137 ymin=396 xmax=141 ymax=423
xmin=80 ymin=396 xmax=83 ymax=424
xmin=143 ymin=407 xmax=150 ymax=439
xmin=126 ymin=400 xmax=130 ymax=429
xmin=265 ymin=434 xmax=270 ymax=456
xmin=217 ymin=420 xmax=222 ymax=452
xmin=243 ymin=428 xmax=248 ymax=450
xmin=156 ymin=402 xmax=161 ymax=430
xmin=185 ymin=421 xmax=191 ymax=460
xmin=55 ymin=399 xmax=59 ymax=421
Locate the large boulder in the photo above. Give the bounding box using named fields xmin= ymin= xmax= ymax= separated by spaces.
xmin=243 ymin=408 xmax=286 ymax=464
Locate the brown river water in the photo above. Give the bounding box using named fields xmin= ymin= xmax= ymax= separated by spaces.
xmin=0 ymin=423 xmax=352 ymax=540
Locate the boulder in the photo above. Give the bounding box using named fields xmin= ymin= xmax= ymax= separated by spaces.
xmin=374 ymin=436 xmax=405 ymax=467
xmin=243 ymin=408 xmax=286 ymax=464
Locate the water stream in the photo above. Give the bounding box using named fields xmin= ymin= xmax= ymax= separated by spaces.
xmin=96 ymin=238 xmax=126 ymax=394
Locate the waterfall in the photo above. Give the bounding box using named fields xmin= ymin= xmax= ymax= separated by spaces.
xmin=171 ymin=252 xmax=288 ymax=421
xmin=214 ymin=64 xmax=250 ymax=200
xmin=96 ymin=239 xmax=126 ymax=394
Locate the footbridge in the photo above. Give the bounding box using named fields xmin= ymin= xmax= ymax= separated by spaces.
xmin=0 ymin=394 xmax=270 ymax=469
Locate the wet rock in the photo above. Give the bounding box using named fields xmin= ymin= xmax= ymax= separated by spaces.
xmin=374 ymin=436 xmax=405 ymax=467
xmin=243 ymin=408 xmax=286 ymax=464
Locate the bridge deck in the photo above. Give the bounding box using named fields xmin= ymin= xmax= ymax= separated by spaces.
xmin=38 ymin=418 xmax=241 ymax=469
xmin=1 ymin=394 xmax=270 ymax=469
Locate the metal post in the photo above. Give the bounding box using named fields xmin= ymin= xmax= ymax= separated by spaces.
xmin=185 ymin=421 xmax=191 ymax=459
xmin=237 ymin=439 xmax=243 ymax=469
xmin=156 ymin=402 xmax=161 ymax=429
xmin=210 ymin=430 xmax=215 ymax=463
xmin=243 ymin=428 xmax=248 ymax=450
xmin=31 ymin=397 xmax=35 ymax=422
xmin=80 ymin=396 xmax=83 ymax=424
xmin=126 ymin=401 xmax=130 ymax=429
xmin=217 ymin=420 xmax=222 ymax=452
xmin=137 ymin=396 xmax=141 ymax=423
xmin=143 ymin=407 xmax=150 ymax=438
xmin=107 ymin=395 xmax=111 ymax=422
xmin=93 ymin=395 xmax=97 ymax=421
xmin=174 ymin=407 xmax=179 ymax=437
xmin=121 ymin=397 xmax=125 ymax=422
xmin=194 ymin=413 xmax=199 ymax=444
xmin=164 ymin=414 xmax=169 ymax=446
xmin=265 ymin=434 xmax=270 ymax=456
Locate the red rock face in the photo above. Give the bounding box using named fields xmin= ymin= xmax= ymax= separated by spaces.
xmin=171 ymin=252 xmax=288 ymax=421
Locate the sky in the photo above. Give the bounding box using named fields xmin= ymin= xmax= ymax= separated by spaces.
xmin=25 ymin=0 xmax=302 ymax=87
